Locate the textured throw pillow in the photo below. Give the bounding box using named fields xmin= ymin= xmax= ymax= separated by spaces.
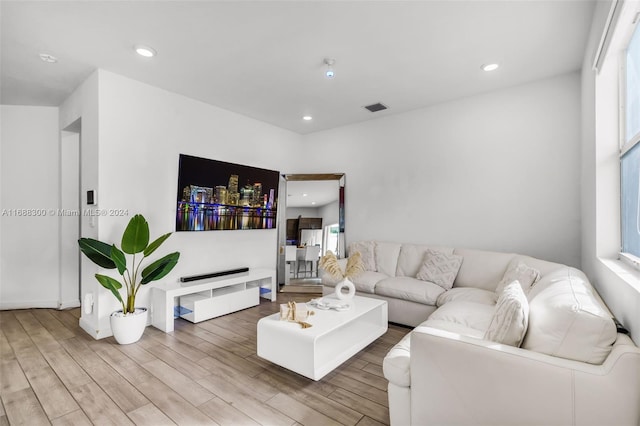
xmin=416 ymin=249 xmax=463 ymax=290
xmin=484 ymin=280 xmax=529 ymax=347
xmin=495 ymin=262 xmax=540 ymax=295
xmin=348 ymin=241 xmax=376 ymax=271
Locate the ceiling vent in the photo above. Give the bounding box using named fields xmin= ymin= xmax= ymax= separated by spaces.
xmin=364 ymin=102 xmax=388 ymax=113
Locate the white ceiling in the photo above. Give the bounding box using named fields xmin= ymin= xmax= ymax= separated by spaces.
xmin=1 ymin=1 xmax=595 ymax=135
xmin=286 ymin=180 xmax=339 ymax=208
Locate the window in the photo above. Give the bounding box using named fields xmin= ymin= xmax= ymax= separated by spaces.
xmin=620 ymin=20 xmax=640 ymax=259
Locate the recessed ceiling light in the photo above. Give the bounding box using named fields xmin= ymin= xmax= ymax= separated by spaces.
xmin=311 ymin=201 xmax=316 ymax=205
xmin=39 ymin=53 xmax=58 ymax=63
xmin=482 ymin=63 xmax=499 ymax=71
xmin=302 ymin=115 xmax=313 ymax=121
xmin=303 ymin=193 xmax=308 ymax=197
xmin=134 ymin=45 xmax=156 ymax=58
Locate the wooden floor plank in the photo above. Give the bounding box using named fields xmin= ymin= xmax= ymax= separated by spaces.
xmin=327 ymin=388 xmax=390 ymax=425
xmin=133 ymin=376 xmax=216 ymax=425
xmin=0 ymin=298 xmax=407 ymax=426
xmin=31 ymin=309 xmax=76 ymax=341
xmin=2 ymin=387 xmax=51 ymax=426
xmin=68 ymin=382 xmax=134 ymax=425
xmin=140 ymin=359 xmax=215 ymax=407
xmin=0 ymin=359 xmax=30 ymax=395
xmin=24 ymin=365 xmax=80 ymax=420
xmin=196 ymin=375 xmax=296 ymax=426
xmin=50 ymin=409 xmax=93 ymax=426
xmin=266 ymin=393 xmax=344 ymax=426
xmin=197 ymin=397 xmax=261 ymax=426
xmin=127 ymin=403 xmax=176 ymax=426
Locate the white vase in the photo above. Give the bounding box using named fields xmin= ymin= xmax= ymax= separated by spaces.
xmin=110 ymin=307 xmax=148 ymax=344
xmin=335 ymin=277 xmax=356 ymax=301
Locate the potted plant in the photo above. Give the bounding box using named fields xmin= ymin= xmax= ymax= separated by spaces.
xmin=78 ymin=214 xmax=180 ymax=344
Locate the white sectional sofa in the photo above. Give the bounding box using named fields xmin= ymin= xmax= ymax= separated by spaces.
xmin=320 ymin=241 xmax=640 ymax=426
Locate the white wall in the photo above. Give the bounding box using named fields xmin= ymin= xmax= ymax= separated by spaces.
xmin=319 ymin=200 xmax=339 ymax=226
xmin=303 ymin=73 xmax=582 ymax=267
xmin=91 ymin=71 xmax=301 ymax=335
xmin=1 ymin=106 xmax=60 ymax=308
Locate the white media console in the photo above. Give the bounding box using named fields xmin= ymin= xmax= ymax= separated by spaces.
xmin=151 ymin=268 xmax=276 ymax=333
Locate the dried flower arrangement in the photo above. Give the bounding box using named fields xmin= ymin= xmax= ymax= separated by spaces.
xmin=318 ymin=250 xmax=364 ymax=281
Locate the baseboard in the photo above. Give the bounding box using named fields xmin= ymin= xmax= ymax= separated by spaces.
xmin=79 ymin=317 xmax=113 ymax=340
xmin=0 ymin=300 xmax=58 ymax=310
xmin=58 ymin=299 xmax=81 ymax=310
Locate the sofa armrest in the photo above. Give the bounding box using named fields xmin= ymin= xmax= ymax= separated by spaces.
xmin=409 ymin=326 xmax=640 ymax=426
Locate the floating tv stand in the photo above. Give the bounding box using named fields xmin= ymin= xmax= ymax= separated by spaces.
xmin=151 ymin=268 xmax=276 ymax=333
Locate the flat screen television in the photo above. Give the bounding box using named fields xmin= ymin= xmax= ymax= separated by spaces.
xmin=176 ymin=154 xmax=279 ymax=231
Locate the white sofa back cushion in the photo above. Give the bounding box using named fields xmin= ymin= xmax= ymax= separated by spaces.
xmin=375 ymin=242 xmax=402 ymax=277
xmin=522 ymin=273 xmax=617 ymax=364
xmin=453 ymin=248 xmax=515 ymax=291
xmin=395 ymin=244 xmax=455 ymax=277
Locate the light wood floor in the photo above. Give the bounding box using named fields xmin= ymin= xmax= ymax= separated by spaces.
xmin=0 ymin=293 xmax=410 ymax=426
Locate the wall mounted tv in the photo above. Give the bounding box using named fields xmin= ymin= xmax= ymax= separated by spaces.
xmin=176 ymin=154 xmax=279 ymax=232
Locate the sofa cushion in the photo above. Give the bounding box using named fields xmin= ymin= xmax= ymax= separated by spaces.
xmin=427 ymin=301 xmax=495 ymax=332
xmin=396 ymin=244 xmax=455 ymax=277
xmin=436 ymin=287 xmax=497 ymax=307
xmin=375 ymin=276 xmax=445 ymax=305
xmin=348 ymin=241 xmax=377 ymax=271
xmin=375 ymin=242 xmax=402 ymax=277
xmin=495 ymin=261 xmax=540 ymax=295
xmin=484 ymin=281 xmax=529 ymax=347
xmin=416 ymin=249 xmax=463 ymax=290
xmin=351 ymin=270 xmax=388 ymax=294
xmin=522 ymin=275 xmax=617 ymax=364
xmin=452 ymin=248 xmax=515 ymax=291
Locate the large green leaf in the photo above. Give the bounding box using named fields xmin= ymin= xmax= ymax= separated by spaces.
xmin=121 ymin=214 xmax=149 ymax=254
xmin=143 ymin=232 xmax=172 ymax=257
xmin=78 ymin=238 xmax=116 ymax=269
xmin=141 ymin=252 xmax=180 ymax=284
xmin=94 ymin=274 xmax=124 ymax=305
xmin=110 ymin=245 xmax=127 ymax=275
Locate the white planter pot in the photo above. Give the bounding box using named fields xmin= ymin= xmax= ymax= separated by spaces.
xmin=110 ymin=307 xmax=148 ymax=344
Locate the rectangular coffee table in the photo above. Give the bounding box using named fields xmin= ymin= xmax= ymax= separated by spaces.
xmin=256 ymin=295 xmax=388 ymax=380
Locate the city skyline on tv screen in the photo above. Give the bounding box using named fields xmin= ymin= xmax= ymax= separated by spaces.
xmin=176 ymin=154 xmax=279 ymax=231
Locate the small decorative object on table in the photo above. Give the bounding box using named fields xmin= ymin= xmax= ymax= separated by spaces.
xmin=319 ymin=251 xmax=364 ymax=302
xmin=280 ymin=301 xmax=314 ymax=328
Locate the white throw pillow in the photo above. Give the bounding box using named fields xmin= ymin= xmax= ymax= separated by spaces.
xmin=416 ymin=249 xmax=463 ymax=290
xmin=348 ymin=241 xmax=376 ymax=271
xmin=495 ymin=261 xmax=540 ymax=295
xmin=484 ymin=280 xmax=529 ymax=347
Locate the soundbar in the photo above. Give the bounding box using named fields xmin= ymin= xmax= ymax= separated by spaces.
xmin=180 ymin=267 xmax=249 ymax=283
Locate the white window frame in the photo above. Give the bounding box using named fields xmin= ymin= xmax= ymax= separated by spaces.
xmin=619 ymin=10 xmax=640 ymax=269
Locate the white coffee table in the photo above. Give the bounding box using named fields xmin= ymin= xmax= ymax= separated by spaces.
xmin=256 ymin=295 xmax=388 ymax=381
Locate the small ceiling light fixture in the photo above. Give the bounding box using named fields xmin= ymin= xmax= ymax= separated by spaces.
xmin=482 ymin=63 xmax=499 ymax=72
xmin=39 ymin=53 xmax=58 ymax=63
xmin=324 ymin=58 xmax=335 ymax=79
xmin=134 ymin=45 xmax=157 ymax=58
xmin=302 ymin=115 xmax=313 ymax=121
